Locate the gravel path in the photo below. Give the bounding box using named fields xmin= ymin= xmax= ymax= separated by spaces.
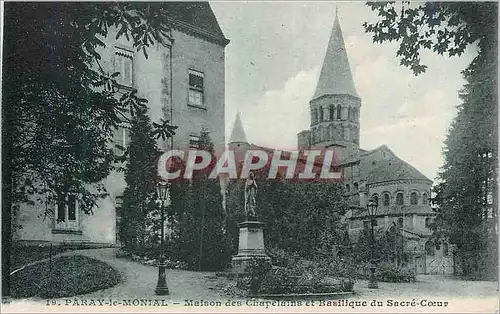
xmin=62 ymin=248 xmax=225 ymax=301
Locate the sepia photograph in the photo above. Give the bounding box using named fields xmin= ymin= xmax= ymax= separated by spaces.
xmin=1 ymin=1 xmax=498 ymax=313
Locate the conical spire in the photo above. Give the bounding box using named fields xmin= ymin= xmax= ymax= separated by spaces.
xmin=312 ymin=13 xmax=358 ymax=99
xmin=229 ymin=112 xmax=247 ymax=143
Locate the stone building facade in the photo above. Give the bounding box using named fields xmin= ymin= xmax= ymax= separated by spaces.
xmin=13 ymin=3 xmax=228 ymax=246
xmin=296 ymin=14 xmax=453 ymax=274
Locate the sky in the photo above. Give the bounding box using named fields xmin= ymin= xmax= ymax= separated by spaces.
xmin=210 ymin=1 xmax=477 ymax=182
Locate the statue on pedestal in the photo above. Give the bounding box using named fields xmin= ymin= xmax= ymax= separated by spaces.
xmin=244 ymin=171 xmax=257 ymax=219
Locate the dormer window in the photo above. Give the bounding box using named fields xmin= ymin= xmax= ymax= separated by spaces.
xmin=188 ymin=69 xmax=204 ymax=107
xmin=189 ymin=134 xmax=200 ymax=148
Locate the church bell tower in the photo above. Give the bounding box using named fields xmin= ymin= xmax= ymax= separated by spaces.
xmin=297 ymin=12 xmax=361 ymax=163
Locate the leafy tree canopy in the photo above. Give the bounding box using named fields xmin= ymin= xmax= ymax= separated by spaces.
xmin=363 ymin=2 xmax=497 ymax=75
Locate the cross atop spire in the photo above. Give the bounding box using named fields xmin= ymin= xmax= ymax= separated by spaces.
xmin=312 ymin=12 xmax=358 ymax=99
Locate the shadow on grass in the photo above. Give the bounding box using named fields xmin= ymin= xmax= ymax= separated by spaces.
xmin=11 ymin=255 xmax=122 ymax=299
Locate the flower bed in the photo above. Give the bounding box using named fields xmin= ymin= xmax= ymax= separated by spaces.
xmin=235 ymin=258 xmax=355 ymax=297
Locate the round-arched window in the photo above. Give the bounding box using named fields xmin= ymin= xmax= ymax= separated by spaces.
xmin=396 ymin=192 xmax=404 ymax=205
xmin=410 ymin=192 xmax=418 ymax=205
xmin=422 ymin=192 xmax=429 ymax=205
xmin=383 ymin=193 xmax=390 ymax=206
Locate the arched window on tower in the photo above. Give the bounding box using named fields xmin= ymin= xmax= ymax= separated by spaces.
xmin=347 ymin=108 xmax=351 ymax=121
xmin=383 ymin=193 xmax=390 ymax=206
xmin=353 ymin=108 xmax=358 ymax=120
xmin=337 ymin=105 xmax=342 ymax=120
xmin=329 ymin=105 xmax=335 ymax=120
xmin=422 ymin=192 xmax=429 ymax=205
xmin=396 ymin=192 xmax=404 ymax=205
xmin=319 ymin=106 xmax=324 ymax=122
xmin=312 ymin=108 xmax=317 ymax=124
xmin=410 ymin=192 xmax=418 ymax=205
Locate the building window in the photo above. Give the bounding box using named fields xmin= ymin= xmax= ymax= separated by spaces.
xmin=189 ymin=135 xmax=200 ymax=148
xmin=425 ymin=217 xmax=432 ymax=228
xmin=337 ymin=105 xmax=342 ymax=120
xmin=422 ymin=192 xmax=429 ymax=205
xmin=372 ymin=194 xmax=379 ymax=206
xmin=329 ymin=105 xmax=335 ymax=120
xmin=319 ymin=106 xmax=324 ymax=122
xmin=312 ymin=108 xmax=318 ymax=124
xmin=425 ymin=241 xmax=434 ymax=256
xmin=443 ymin=242 xmax=449 ymax=256
xmin=353 ymin=108 xmax=358 ymax=120
xmin=383 ymin=193 xmax=390 ymax=206
xmin=397 ymin=217 xmax=403 ymax=228
xmin=55 ymin=193 xmax=80 ymax=231
xmin=115 ymin=48 xmax=133 ymax=87
xmin=410 ymin=192 xmax=418 ymax=205
xmin=188 ymin=69 xmax=204 ymax=107
xmin=353 ymin=182 xmax=359 ymax=192
xmin=396 ymin=192 xmax=404 ymax=205
xmin=113 ymin=126 xmax=130 ymax=155
xmin=346 ymin=184 xmax=350 ymax=193
xmin=348 ymin=108 xmax=352 ymax=121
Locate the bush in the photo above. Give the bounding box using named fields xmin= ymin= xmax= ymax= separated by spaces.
xmin=259 ymin=267 xmax=299 ymax=294
xmin=266 ymin=247 xmax=300 ymax=268
xmin=376 ymin=262 xmax=416 ymax=282
xmin=240 ymin=257 xmax=356 ymax=295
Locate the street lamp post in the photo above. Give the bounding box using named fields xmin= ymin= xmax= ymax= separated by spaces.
xmin=155 ymin=181 xmax=170 ymax=295
xmin=367 ymin=197 xmax=379 ymax=289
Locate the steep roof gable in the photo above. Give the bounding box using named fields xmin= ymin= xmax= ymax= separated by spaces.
xmin=312 ymin=14 xmax=358 ymax=99
xmin=165 ymin=2 xmax=228 ymax=43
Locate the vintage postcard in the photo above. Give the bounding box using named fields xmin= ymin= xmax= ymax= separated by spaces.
xmin=1 ymin=1 xmax=498 ymax=313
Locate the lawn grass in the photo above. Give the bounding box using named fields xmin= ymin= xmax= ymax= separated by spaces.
xmin=11 ymin=245 xmax=72 ymax=269
xmin=11 ymin=255 xmax=122 ymax=299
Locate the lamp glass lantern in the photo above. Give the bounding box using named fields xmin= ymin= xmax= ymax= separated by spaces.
xmin=367 ymin=198 xmax=378 ymax=217
xmin=156 ymin=181 xmax=169 ymax=201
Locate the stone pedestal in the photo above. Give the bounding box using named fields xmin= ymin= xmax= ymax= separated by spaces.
xmin=232 ymin=220 xmax=270 ymax=273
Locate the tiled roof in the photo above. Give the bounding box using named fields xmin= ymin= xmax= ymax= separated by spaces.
xmin=366 ymin=157 xmax=431 ymax=184
xmin=165 ymin=2 xmax=228 ymax=41
xmin=312 ymin=14 xmax=358 ymax=99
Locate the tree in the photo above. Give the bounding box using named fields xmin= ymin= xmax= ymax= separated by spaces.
xmin=117 ymin=109 xmax=159 ymax=254
xmin=2 ymin=3 xmax=177 ymax=296
xmin=364 ymin=1 xmax=498 ymax=279
xmin=170 ymin=130 xmax=232 ymax=271
xmin=363 ymin=2 xmax=497 ymax=76
xmin=432 ymin=45 xmax=497 ymax=279
xmin=225 ymin=163 xmax=349 ymax=259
